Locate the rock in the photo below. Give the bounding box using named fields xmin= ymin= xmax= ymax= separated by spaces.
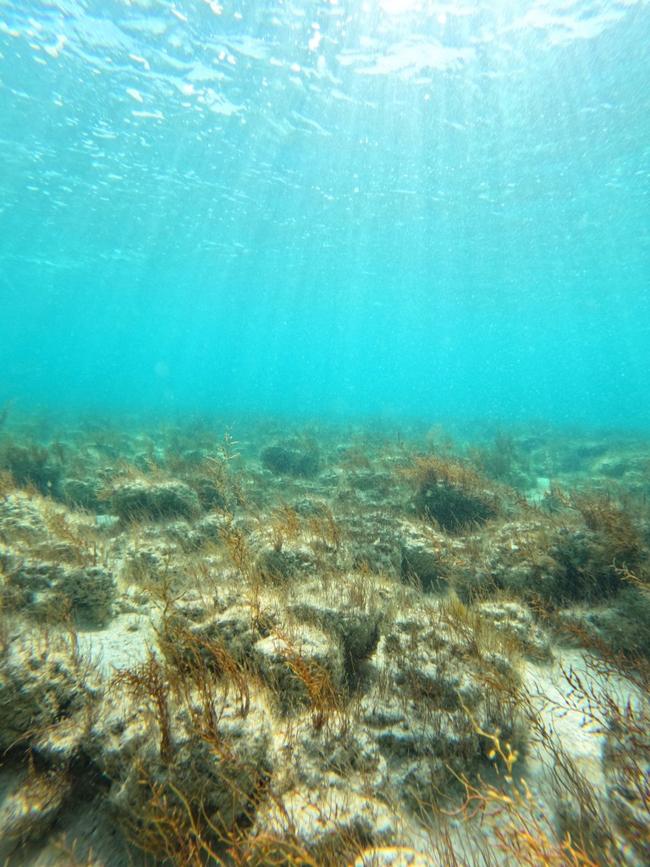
xmin=53 ymin=565 xmax=116 ymax=626
xmin=593 ymin=456 xmax=629 ymax=479
xmin=110 ymin=479 xmax=200 ymax=521
xmin=0 ymin=770 xmax=71 ymax=850
xmin=351 ymin=847 xmax=439 ymax=867
xmin=346 ymin=469 xmax=397 ymax=508
xmin=290 ymin=717 xmax=388 ymax=791
xmin=399 ymin=521 xmax=453 ymax=592
xmin=122 ymin=541 xmax=183 ymax=585
xmin=60 ymin=477 xmax=101 ymax=511
xmin=159 ymin=604 xmax=267 ymax=669
xmin=355 ymin=601 xmax=526 ymax=805
xmin=412 ymin=459 xmax=499 ymax=532
xmin=253 ymin=626 xmax=344 ymax=714
xmin=341 ymin=511 xmax=402 ymax=576
xmin=289 ymin=597 xmax=381 ymax=681
xmin=477 ymin=600 xmax=552 ymax=660
xmin=558 ymin=587 xmax=650 ymax=658
xmin=0 ymin=492 xmax=50 ymax=542
xmin=455 ymin=519 xmax=629 ymax=605
xmin=191 ymin=476 xmax=228 ymax=510
xmin=253 ymin=789 xmax=395 ymax=862
xmin=0 ymin=442 xmax=62 ymax=496
xmin=3 ymin=556 xmax=116 ymax=627
xmin=0 ymin=633 xmax=98 ymax=757
xmin=86 ymin=683 xmax=274 ymax=843
xmin=261 ymin=441 xmax=320 ymax=478
xmin=255 ymin=540 xmax=318 ymax=583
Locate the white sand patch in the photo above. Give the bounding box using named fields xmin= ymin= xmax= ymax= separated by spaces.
xmin=76 ymin=612 xmax=157 ymax=676
xmin=524 ymin=651 xmax=604 ymax=783
xmin=523 ymin=647 xmax=642 ymax=794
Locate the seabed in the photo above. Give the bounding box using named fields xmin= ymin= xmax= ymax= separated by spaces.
xmin=0 ymin=410 xmax=648 ymax=866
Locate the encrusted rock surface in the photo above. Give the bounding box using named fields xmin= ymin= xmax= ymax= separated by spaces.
xmin=261 ymin=440 xmax=321 ymax=478
xmin=0 ymin=769 xmax=72 ymax=859
xmin=110 ymin=479 xmax=201 ymax=521
xmin=0 ymin=633 xmax=98 ymax=757
xmin=253 ymin=788 xmax=396 ymax=859
xmin=3 ymin=556 xmax=116 ymax=626
xmin=399 ymin=521 xmax=456 ymax=592
xmin=477 ymin=600 xmax=552 ymax=660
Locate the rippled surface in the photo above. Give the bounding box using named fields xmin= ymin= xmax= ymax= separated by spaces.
xmin=1 ymin=1 xmax=649 ymax=421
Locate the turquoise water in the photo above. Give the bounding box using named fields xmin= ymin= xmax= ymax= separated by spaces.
xmin=1 ymin=0 xmax=649 ymax=426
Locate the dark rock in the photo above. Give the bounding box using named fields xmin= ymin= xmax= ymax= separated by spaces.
xmin=111 ymin=479 xmax=200 ymax=521
xmin=261 ymin=441 xmax=320 ymax=478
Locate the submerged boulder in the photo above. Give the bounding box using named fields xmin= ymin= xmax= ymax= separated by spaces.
xmin=60 ymin=477 xmax=102 ymax=512
xmin=0 ymin=769 xmax=72 ymax=854
xmin=110 ymin=479 xmax=200 ymax=521
xmin=289 ymin=597 xmax=382 ymax=683
xmin=2 ymin=556 xmax=116 ymax=627
xmin=411 ymin=457 xmax=499 ymax=533
xmin=0 ymin=633 xmax=99 ymax=758
xmin=477 ymin=600 xmax=552 ymax=660
xmin=253 ymin=626 xmax=345 ymax=714
xmin=261 ymin=440 xmax=320 ymax=478
xmin=357 ymin=599 xmax=526 ymax=805
xmin=0 ymin=442 xmax=62 ymax=497
xmin=251 ymin=788 xmax=395 ymax=864
xmin=85 ymin=670 xmax=275 ymax=850
xmin=399 ymin=520 xmax=455 ymax=592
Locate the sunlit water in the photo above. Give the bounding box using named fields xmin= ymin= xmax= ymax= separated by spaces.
xmin=1 ymin=1 xmax=648 ymax=426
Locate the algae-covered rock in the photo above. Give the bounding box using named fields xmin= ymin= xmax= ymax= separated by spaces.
xmin=342 ymin=511 xmax=402 ymax=576
xmin=0 ymin=442 xmax=62 ymax=496
xmin=290 ymin=717 xmax=388 ymax=791
xmin=110 ymin=479 xmax=200 ymax=521
xmin=411 ymin=457 xmax=499 ymax=532
xmin=0 ymin=770 xmax=71 ymax=850
xmin=289 ymin=597 xmax=381 ymax=682
xmin=54 ymin=564 xmax=116 ymax=626
xmin=255 ymin=538 xmax=319 ymax=583
xmin=190 ymin=475 xmax=228 ymax=510
xmin=261 ymin=440 xmax=320 ymax=478
xmin=0 ymin=634 xmax=98 ymax=756
xmin=253 ymin=626 xmax=345 ymax=714
xmin=157 ymin=603 xmax=268 ymax=670
xmin=251 ymin=789 xmax=395 ymax=863
xmin=477 ymin=600 xmax=552 ymax=660
xmin=558 ymin=587 xmax=650 ymax=658
xmin=3 ymin=556 xmax=116 ymax=627
xmin=60 ymin=477 xmax=102 ymax=511
xmin=399 ymin=521 xmax=454 ymax=592
xmin=86 ymin=681 xmax=274 ymax=847
xmin=0 ymin=491 xmax=51 ymax=543
xmin=356 ymin=600 xmax=526 ymax=805
xmin=545 ymin=526 xmax=626 ymax=602
xmin=455 ymin=518 xmax=639 ymax=606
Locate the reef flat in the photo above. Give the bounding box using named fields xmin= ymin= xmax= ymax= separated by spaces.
xmin=0 ymin=411 xmax=648 ymax=866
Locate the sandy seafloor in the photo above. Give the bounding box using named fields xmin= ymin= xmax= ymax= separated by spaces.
xmin=0 ymin=412 xmax=648 ymax=866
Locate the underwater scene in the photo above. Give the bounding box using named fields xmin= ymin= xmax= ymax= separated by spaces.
xmin=1 ymin=0 xmax=650 ymax=865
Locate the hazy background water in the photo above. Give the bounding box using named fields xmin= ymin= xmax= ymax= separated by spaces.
xmin=1 ymin=0 xmax=648 ymax=427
